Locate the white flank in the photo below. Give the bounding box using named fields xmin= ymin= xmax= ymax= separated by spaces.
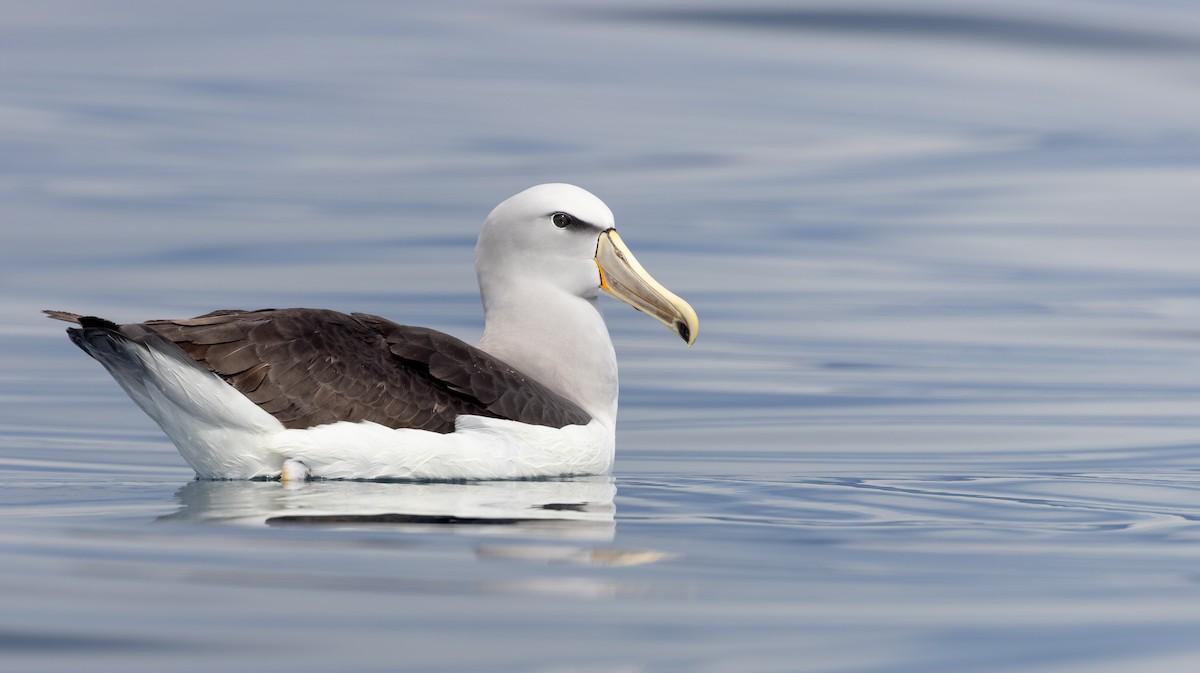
xmin=268 ymin=417 xmax=614 ymax=481
xmin=104 ymin=337 xmax=613 ymax=480
xmin=100 ymin=341 xmax=286 ymax=478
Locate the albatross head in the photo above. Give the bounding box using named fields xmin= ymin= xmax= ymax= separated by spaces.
xmin=476 ymin=183 xmax=699 ymax=346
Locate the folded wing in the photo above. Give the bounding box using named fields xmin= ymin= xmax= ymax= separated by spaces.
xmin=70 ymin=308 xmax=591 ymax=433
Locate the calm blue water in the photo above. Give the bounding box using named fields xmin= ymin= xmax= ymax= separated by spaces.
xmin=5 ymin=1 xmax=1200 ymax=671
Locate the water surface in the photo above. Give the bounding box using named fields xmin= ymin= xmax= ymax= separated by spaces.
xmin=4 ymin=1 xmax=1200 ymax=671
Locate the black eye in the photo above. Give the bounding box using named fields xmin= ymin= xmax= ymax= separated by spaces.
xmin=552 ymin=212 xmax=574 ymax=228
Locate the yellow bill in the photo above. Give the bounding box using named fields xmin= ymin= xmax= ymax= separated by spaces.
xmin=594 ymin=229 xmax=699 ymax=347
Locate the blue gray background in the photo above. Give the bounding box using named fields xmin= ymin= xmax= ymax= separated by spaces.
xmin=3 ymin=2 xmax=1200 ymax=671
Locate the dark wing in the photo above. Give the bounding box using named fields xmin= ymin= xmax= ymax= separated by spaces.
xmin=132 ymin=308 xmax=590 ymax=432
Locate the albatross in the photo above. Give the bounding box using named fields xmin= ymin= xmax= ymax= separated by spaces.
xmin=45 ymin=183 xmax=698 ymax=481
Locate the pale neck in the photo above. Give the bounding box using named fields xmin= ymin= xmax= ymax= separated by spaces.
xmin=477 ymin=279 xmax=618 ymax=425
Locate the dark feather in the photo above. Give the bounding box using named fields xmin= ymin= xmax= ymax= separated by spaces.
xmin=76 ymin=307 xmax=593 ymax=432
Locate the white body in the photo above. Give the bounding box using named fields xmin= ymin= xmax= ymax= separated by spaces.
xmin=104 ymin=335 xmax=613 ymax=480
xmin=70 ymin=184 xmax=695 ymax=481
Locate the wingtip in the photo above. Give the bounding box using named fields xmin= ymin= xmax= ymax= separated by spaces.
xmin=43 ymin=310 xmax=83 ymax=324
xmin=44 ymin=310 xmax=123 ymax=331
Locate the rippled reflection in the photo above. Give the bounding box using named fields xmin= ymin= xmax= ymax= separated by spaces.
xmin=158 ymin=477 xmax=618 ymax=540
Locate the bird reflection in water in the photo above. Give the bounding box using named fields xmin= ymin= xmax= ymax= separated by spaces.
xmin=158 ymin=477 xmax=673 ymax=569
xmin=161 ymin=477 xmax=611 ymax=536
